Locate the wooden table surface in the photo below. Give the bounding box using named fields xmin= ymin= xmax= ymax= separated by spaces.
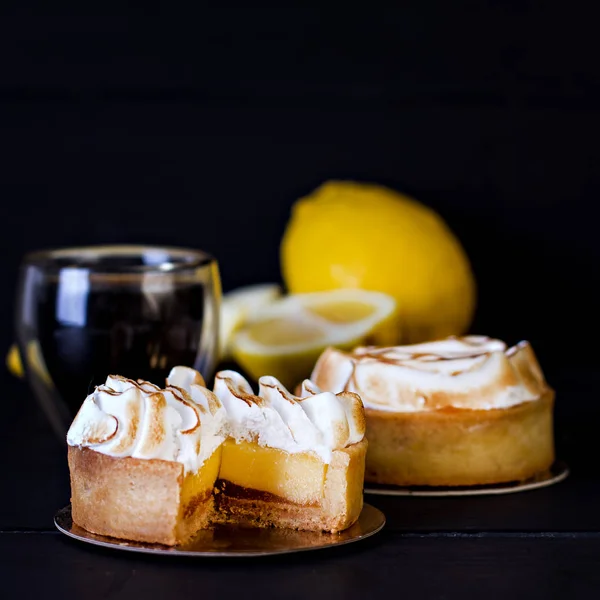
xmin=3 ymin=371 xmax=600 ymax=598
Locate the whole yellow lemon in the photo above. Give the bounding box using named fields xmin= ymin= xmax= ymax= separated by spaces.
xmin=280 ymin=181 xmax=476 ymax=344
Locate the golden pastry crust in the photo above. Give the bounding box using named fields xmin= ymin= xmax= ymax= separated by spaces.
xmin=322 ymin=439 xmax=366 ymax=530
xmin=214 ymin=439 xmax=367 ymax=533
xmin=68 ymin=446 xmax=214 ymax=545
xmin=365 ymin=390 xmax=555 ymax=486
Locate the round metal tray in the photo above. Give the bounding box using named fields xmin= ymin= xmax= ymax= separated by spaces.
xmin=54 ymin=503 xmax=386 ymax=557
xmin=364 ymin=461 xmax=569 ymax=497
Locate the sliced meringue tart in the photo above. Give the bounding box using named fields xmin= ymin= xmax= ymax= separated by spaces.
xmin=307 ymin=336 xmax=555 ymax=487
xmin=66 ymin=366 xmax=367 ymax=545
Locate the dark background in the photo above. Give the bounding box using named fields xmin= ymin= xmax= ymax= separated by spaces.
xmin=2 ymin=9 xmax=600 ymax=596
xmin=1 ymin=7 xmax=597 ymax=406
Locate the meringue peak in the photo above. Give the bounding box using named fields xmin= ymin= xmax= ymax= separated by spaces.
xmin=67 ymin=371 xmax=223 ymax=472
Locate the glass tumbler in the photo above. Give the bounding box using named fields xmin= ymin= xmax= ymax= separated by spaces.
xmin=15 ymin=245 xmax=221 ymax=440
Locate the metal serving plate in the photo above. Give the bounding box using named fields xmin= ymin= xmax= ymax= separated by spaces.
xmin=364 ymin=460 xmax=569 ymax=497
xmin=54 ymin=503 xmax=385 ymax=557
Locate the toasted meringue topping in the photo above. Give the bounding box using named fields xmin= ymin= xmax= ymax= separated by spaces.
xmin=166 ymin=366 xmax=227 ymax=466
xmin=67 ymin=366 xmax=366 ymax=469
xmin=300 ymin=380 xmax=365 ymax=445
xmin=67 ymin=372 xmax=225 ymax=472
xmin=308 ymin=336 xmax=549 ymax=412
xmin=214 ymin=371 xmax=365 ymax=463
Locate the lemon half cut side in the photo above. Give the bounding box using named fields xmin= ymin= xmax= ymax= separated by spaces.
xmin=230 ymin=289 xmax=397 ymax=387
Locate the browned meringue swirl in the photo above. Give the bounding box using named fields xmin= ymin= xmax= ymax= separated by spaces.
xmin=310 ymin=336 xmax=549 ymax=412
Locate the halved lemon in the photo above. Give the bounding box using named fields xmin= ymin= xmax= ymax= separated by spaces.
xmin=230 ymin=289 xmax=398 ymax=387
xmin=220 ymin=284 xmax=282 ymax=359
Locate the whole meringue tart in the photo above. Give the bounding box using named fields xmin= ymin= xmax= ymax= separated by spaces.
xmin=307 ymin=336 xmax=555 ymax=487
xmin=67 ymin=367 xmax=366 ymax=545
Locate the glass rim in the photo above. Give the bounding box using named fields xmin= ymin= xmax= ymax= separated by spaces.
xmin=21 ymin=244 xmax=216 ymax=273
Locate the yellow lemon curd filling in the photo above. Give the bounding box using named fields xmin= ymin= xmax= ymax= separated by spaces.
xmin=219 ymin=439 xmax=327 ymax=506
xmin=179 ymin=446 xmax=223 ymax=515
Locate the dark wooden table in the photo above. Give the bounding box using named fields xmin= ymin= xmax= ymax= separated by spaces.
xmin=3 ymin=370 xmax=600 ymax=599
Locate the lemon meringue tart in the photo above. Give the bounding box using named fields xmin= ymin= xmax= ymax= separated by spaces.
xmin=308 ymin=336 xmax=554 ymax=487
xmin=67 ymin=367 xmax=367 ymax=545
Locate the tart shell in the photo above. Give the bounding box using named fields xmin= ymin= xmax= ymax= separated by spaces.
xmin=364 ymin=390 xmax=555 ymax=487
xmin=68 ymin=447 xmax=214 ymax=546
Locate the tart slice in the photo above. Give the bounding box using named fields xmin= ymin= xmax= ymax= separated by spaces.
xmin=213 ymin=371 xmax=367 ymax=532
xmin=66 ymin=366 xmax=368 ymax=544
xmin=67 ymin=371 xmax=225 ymax=546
